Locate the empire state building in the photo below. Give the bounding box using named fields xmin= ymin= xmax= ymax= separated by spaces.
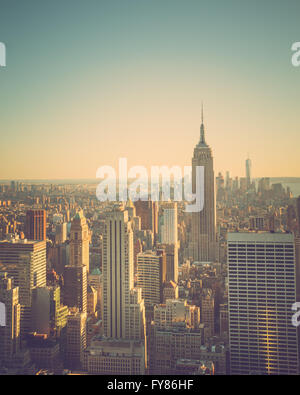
xmin=189 ymin=108 xmax=216 ymax=262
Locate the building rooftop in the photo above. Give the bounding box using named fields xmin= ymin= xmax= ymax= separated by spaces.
xmin=227 ymin=231 xmax=294 ymax=243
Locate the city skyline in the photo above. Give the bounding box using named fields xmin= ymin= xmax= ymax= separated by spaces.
xmin=1 ymin=0 xmax=300 ymax=179
xmin=2 ymin=0 xmax=300 ymax=379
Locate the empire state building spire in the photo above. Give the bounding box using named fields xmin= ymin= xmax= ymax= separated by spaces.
xmin=198 ymin=103 xmax=207 ymax=147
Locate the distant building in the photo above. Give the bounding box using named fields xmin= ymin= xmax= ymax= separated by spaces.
xmin=26 ymin=333 xmax=60 ymax=370
xmin=157 ymin=243 xmax=178 ymax=284
xmin=55 ymin=222 xmax=67 ymax=245
xmin=201 ymin=288 xmax=215 ymax=339
xmin=83 ymin=336 xmax=145 ymax=375
xmin=87 ymin=285 xmax=97 ymax=315
xmin=65 ymin=310 xmax=87 ymax=370
xmin=153 ymin=299 xmax=200 ymax=329
xmin=31 ymin=285 xmax=68 ymax=336
xmin=174 ymin=359 xmax=214 ymax=375
xmin=245 ymin=157 xmax=251 ymax=189
xmin=249 ymin=216 xmax=265 ymax=231
xmin=159 ymin=202 xmax=178 ymax=245
xmin=134 ymin=200 xmax=158 ymax=237
xmin=137 ymin=250 xmax=166 ymax=313
xmin=64 ymin=265 xmax=87 ymax=314
xmin=70 ymin=211 xmax=90 ymax=272
xmin=25 ymin=209 xmax=46 ymax=241
xmin=88 ymin=269 xmax=102 ymax=314
xmin=149 ymin=323 xmax=205 ymax=374
xmin=219 ymin=303 xmax=228 ymax=336
xmin=162 ymin=280 xmax=178 ymax=303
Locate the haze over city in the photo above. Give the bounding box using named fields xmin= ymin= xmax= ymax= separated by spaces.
xmin=0 ymin=0 xmax=300 ymax=179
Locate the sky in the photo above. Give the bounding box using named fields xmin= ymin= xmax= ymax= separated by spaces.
xmin=0 ymin=0 xmax=300 ymax=180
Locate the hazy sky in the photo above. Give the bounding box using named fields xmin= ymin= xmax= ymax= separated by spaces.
xmin=0 ymin=0 xmax=299 ymax=179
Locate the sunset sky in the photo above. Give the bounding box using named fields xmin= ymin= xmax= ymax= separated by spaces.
xmin=0 ymin=0 xmax=300 ymax=179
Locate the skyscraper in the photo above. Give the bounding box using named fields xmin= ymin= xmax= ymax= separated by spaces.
xmin=159 ymin=202 xmax=178 ymax=245
xmin=0 ymin=272 xmax=21 ymax=364
xmin=201 ymin=288 xmax=215 ymax=339
xmin=31 ymin=285 xmax=68 ymax=336
xmin=55 ymin=222 xmax=67 ymax=245
xmin=0 ymin=237 xmax=46 ymax=335
xmin=158 ymin=243 xmax=178 ymax=284
xmin=134 ymin=200 xmax=158 ymax=238
xmin=137 ymin=250 xmax=166 ymax=313
xmin=25 ymin=209 xmax=46 ymax=241
xmin=70 ymin=210 xmax=90 ymax=272
xmin=228 ymin=232 xmax=298 ymax=375
xmin=66 ymin=310 xmax=87 ymax=370
xmin=296 ymin=196 xmax=300 ymax=234
xmin=189 ymin=108 xmax=216 ymax=262
xmin=102 ymin=206 xmax=145 ymax=340
xmin=246 ymin=157 xmax=252 ymax=189
xmin=63 ymin=265 xmax=87 ymax=314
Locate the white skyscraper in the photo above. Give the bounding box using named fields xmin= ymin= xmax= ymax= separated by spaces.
xmin=102 ymin=206 xmax=145 ymax=340
xmin=160 ymin=202 xmax=178 ymax=245
xmin=245 ymin=157 xmax=252 ymax=189
xmin=228 ymin=232 xmax=298 ymax=375
xmin=137 ymin=250 xmax=166 ymax=312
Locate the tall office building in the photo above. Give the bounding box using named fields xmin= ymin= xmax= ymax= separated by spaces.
xmin=0 ymin=237 xmax=46 ymax=335
xmin=125 ymin=199 xmax=136 ymax=220
xmin=246 ymin=157 xmax=252 ymax=189
xmin=201 ymin=288 xmax=215 ymax=339
xmin=31 ymin=285 xmax=68 ymax=336
xmin=134 ymin=200 xmax=158 ymax=237
xmin=295 ymin=235 xmax=300 ymax=302
xmin=159 ymin=202 xmax=178 ymax=245
xmin=129 ymin=288 xmax=146 ymax=341
xmin=102 ymin=207 xmax=145 ymax=340
xmin=55 ymin=222 xmax=67 ymax=245
xmin=296 ymin=196 xmax=300 ymax=234
xmin=189 ymin=109 xmax=216 ymax=262
xmin=228 ymin=232 xmax=298 ymax=375
xmin=25 ymin=209 xmax=46 ymax=241
xmin=137 ymin=250 xmax=166 ymax=313
xmin=64 ymin=265 xmax=87 ymax=314
xmin=158 ymin=243 xmax=178 ymax=284
xmin=149 ymin=301 xmax=205 ymax=374
xmin=70 ymin=210 xmax=90 ymax=272
xmin=65 ymin=310 xmax=87 ymax=370
xmin=88 ymin=269 xmax=102 ymax=314
xmin=0 ymin=272 xmax=21 ymax=364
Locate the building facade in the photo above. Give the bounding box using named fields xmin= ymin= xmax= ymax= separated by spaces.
xmin=228 ymin=232 xmax=298 ymax=375
xmin=70 ymin=211 xmax=90 ymax=272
